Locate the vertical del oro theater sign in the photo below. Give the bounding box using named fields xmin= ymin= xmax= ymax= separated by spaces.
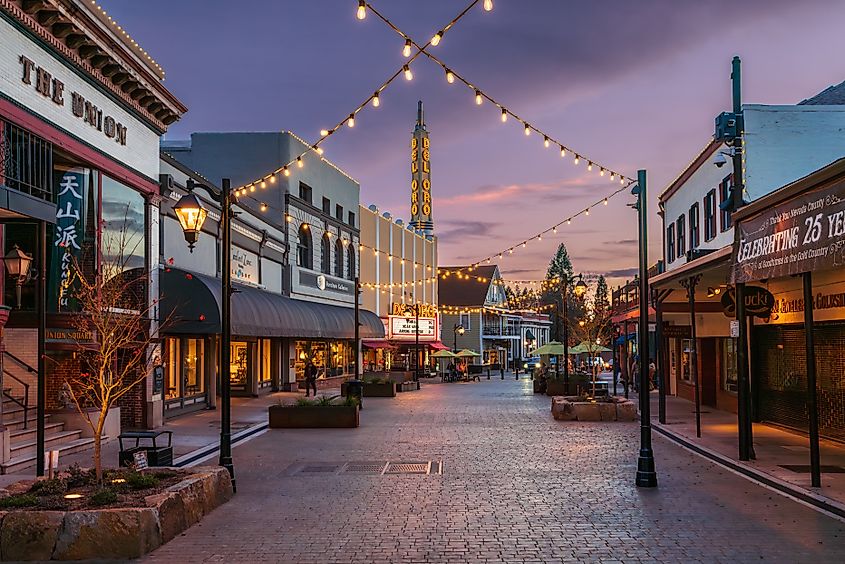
xmin=732 ymin=176 xmax=845 ymax=283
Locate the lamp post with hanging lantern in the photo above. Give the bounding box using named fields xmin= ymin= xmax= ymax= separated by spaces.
xmin=3 ymin=245 xmax=33 ymax=309
xmin=173 ymin=178 xmax=236 ymax=493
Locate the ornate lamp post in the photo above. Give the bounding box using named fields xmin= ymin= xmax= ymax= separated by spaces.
xmin=174 ymin=179 xmax=236 ymax=493
xmin=453 ymin=323 xmax=464 ymax=353
xmin=3 ymin=245 xmax=33 ymax=309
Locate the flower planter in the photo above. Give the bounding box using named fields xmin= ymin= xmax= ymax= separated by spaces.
xmin=396 ymin=381 xmax=420 ymax=393
xmin=0 ymin=467 xmax=232 ymax=561
xmin=551 ymin=396 xmax=638 ymax=422
xmin=341 ymin=382 xmax=396 ymax=398
xmin=268 ymin=404 xmax=359 ymax=428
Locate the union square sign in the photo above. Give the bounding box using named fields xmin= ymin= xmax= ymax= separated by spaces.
xmin=732 ymin=176 xmax=845 ymax=283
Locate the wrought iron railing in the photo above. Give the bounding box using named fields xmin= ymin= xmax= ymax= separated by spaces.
xmin=1 ymin=121 xmax=54 ymax=203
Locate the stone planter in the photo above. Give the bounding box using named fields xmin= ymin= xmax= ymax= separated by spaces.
xmin=396 ymin=381 xmax=420 ymax=393
xmin=0 ymin=467 xmax=232 ymax=561
xmin=550 ymin=396 xmax=638 ymax=422
xmin=268 ymin=404 xmax=359 ymax=428
xmin=342 ymin=382 xmax=396 ymax=398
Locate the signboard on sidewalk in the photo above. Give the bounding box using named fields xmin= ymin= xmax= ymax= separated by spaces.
xmin=732 ymin=177 xmax=845 ymax=283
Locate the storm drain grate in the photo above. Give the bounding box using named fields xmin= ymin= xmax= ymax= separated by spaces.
xmin=344 ymin=462 xmax=389 ymax=474
xmin=384 ymin=462 xmax=431 ymax=474
xmin=301 ymin=465 xmax=342 ymax=473
xmin=779 ymin=464 xmax=845 ymax=473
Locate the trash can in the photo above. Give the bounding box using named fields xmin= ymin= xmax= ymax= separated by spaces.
xmin=345 ymin=378 xmax=364 ymax=409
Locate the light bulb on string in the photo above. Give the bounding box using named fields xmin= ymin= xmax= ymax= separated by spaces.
xmin=445 ymin=68 xmax=455 ymax=83
xmin=600 ymin=168 xmax=605 ymax=176
xmin=260 ymin=203 xmax=267 ymax=212
xmin=403 ymin=65 xmax=413 ymax=80
xmin=475 ymin=90 xmax=483 ymax=105
xmin=483 ymin=0 xmax=494 ymax=12
xmin=249 ymin=185 xmax=255 ymax=193
xmin=574 ymin=156 xmax=580 ymax=165
xmin=403 ymin=39 xmax=412 ymax=57
xmin=431 ymin=30 xmax=443 ymax=46
xmin=588 ymin=162 xmax=593 ymax=171
xmin=297 ymin=156 xmax=303 ymax=168
xmin=560 ymin=147 xmax=566 ymax=158
xmin=260 ymin=180 xmax=266 ymax=189
xmin=347 ymin=113 xmax=355 ymax=127
xmin=501 ymin=108 xmax=508 ymax=123
xmin=320 ymin=129 xmax=330 ymax=136
xmin=283 ymin=166 xmax=290 ymax=177
xmin=620 ymin=177 xmax=625 ymax=185
xmin=585 ymin=208 xmax=590 ymax=216
xmin=610 ymin=172 xmax=615 ymax=181
xmin=372 ymin=92 xmax=380 ymax=107
xmin=356 ymin=0 xmax=366 ymax=20
xmin=269 ymin=175 xmax=276 ymax=184
xmin=567 ymin=218 xmax=571 ymax=225
xmin=604 ymin=197 xmax=609 ymax=205
xmin=544 ymin=136 xmax=550 ymax=148
xmin=524 ymin=123 xmax=530 ymax=136
xmin=313 ymin=145 xmax=323 ymax=155
xmin=553 ymin=226 xmax=557 ymax=234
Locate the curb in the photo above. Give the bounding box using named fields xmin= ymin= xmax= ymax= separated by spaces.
xmin=652 ymin=422 xmax=845 ymax=521
xmin=173 ymin=421 xmax=269 ymax=468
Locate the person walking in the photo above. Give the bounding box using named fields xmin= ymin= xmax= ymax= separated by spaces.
xmin=304 ymin=359 xmax=318 ymax=397
xmin=648 ymin=358 xmax=657 ymax=391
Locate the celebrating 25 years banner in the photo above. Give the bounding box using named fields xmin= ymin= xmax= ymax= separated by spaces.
xmin=732 ymin=177 xmax=845 ymax=283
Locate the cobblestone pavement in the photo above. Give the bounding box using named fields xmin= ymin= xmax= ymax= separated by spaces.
xmin=144 ymin=378 xmax=845 ymax=563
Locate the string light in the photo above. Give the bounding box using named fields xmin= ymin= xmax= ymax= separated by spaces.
xmin=445 ymin=68 xmax=455 ymax=83
xmin=403 ymin=39 xmax=412 ymax=57
xmin=475 ymin=90 xmax=483 ymax=105
xmin=260 ymin=180 xmax=266 ymax=189
xmin=483 ymin=0 xmax=494 ymax=11
xmin=320 ymin=129 xmax=330 ymax=136
xmin=560 ymin=147 xmax=566 ymax=158
xmin=260 ymin=203 xmax=267 ymax=211
xmin=269 ymin=175 xmax=276 ymax=184
xmin=544 ymin=136 xmax=550 ymax=148
xmin=524 ymin=123 xmax=530 ymax=136
xmin=501 ymin=108 xmax=508 ymax=123
xmin=604 ymin=197 xmax=609 ymax=205
xmin=357 ymin=0 xmax=366 ymax=20
xmin=347 ymin=114 xmax=355 ymax=127
xmin=372 ymin=92 xmax=380 ymax=107
xmin=297 ymin=156 xmax=304 ymax=168
xmin=431 ymin=30 xmax=443 ymax=46
xmin=283 ymin=166 xmax=290 ymax=177
xmin=404 ymin=64 xmax=413 ymax=80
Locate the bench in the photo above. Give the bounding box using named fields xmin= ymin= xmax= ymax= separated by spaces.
xmin=118 ymin=430 xmax=174 ymax=467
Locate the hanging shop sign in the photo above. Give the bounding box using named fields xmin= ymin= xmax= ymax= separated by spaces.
xmin=49 ymin=167 xmax=87 ymax=312
xmin=732 ymin=177 xmax=845 ymax=283
xmin=720 ymin=286 xmax=775 ymax=318
xmin=391 ymin=302 xmax=438 ymax=318
xmin=388 ymin=316 xmax=436 ymax=339
xmin=757 ymin=279 xmax=845 ymax=325
xmin=45 ymin=327 xmax=95 ymax=344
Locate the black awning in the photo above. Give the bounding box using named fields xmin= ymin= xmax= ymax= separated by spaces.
xmin=525 ymin=329 xmax=535 ymax=341
xmin=159 ymin=267 xmax=384 ymax=339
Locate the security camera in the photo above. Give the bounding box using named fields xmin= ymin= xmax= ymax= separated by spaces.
xmin=713 ymin=153 xmax=727 ymax=168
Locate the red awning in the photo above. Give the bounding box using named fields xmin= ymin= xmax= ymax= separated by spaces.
xmin=429 ymin=341 xmax=449 ymax=351
xmin=362 ymin=339 xmax=396 ymax=350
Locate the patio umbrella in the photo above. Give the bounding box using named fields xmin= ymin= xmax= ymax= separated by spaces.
xmin=528 ymin=341 xmax=566 ymax=356
xmin=572 ymin=341 xmax=611 ymax=353
xmin=567 ymin=343 xmax=589 ymax=354
xmin=431 ymin=350 xmax=457 ymax=358
xmin=455 ymin=349 xmax=480 ymax=357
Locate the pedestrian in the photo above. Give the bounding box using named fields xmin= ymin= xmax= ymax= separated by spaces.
xmin=304 ymin=359 xmax=318 ymax=397
xmin=648 ymin=358 xmax=657 ymax=391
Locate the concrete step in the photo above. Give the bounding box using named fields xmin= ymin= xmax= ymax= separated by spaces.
xmin=9 ymin=422 xmax=66 ymax=444
xmin=3 ymin=412 xmax=49 ymax=431
xmin=2 ymin=404 xmax=34 ymax=423
xmin=1 ymin=436 xmax=101 ymax=475
xmin=9 ymin=430 xmax=83 ymax=459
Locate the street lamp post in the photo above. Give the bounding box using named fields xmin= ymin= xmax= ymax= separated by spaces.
xmin=633 ymin=169 xmax=657 ymax=488
xmin=414 ymin=302 xmax=420 ymax=381
xmin=174 ymin=178 xmax=236 ymax=493
xmin=453 ymin=323 xmax=464 ymax=353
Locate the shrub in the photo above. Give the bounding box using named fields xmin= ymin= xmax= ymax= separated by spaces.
xmin=66 ymin=463 xmax=94 ymax=488
xmin=295 ymin=397 xmax=317 ymax=407
xmin=0 ymin=494 xmax=38 ymax=508
xmin=342 ymin=395 xmax=360 ymax=408
xmin=29 ymin=478 xmax=67 ymax=497
xmin=125 ymin=472 xmax=159 ymax=490
xmin=315 ymin=395 xmax=340 ymax=406
xmin=89 ymin=488 xmax=118 ymax=506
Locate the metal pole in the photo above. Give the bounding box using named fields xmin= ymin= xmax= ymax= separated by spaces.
xmin=736 ymin=282 xmax=750 ymax=460
xmin=623 ymin=319 xmax=629 ymax=399
xmin=36 ymin=220 xmax=46 ymax=477
xmin=562 ymin=277 xmax=569 ymax=390
xmin=803 ymin=271 xmax=821 ymax=487
xmin=685 ymin=276 xmax=702 ymax=439
xmin=354 ymin=277 xmax=360 ymax=379
xmin=612 ymin=325 xmax=618 ymax=396
xmin=415 ymin=303 xmax=420 ymax=381
xmin=635 ymin=169 xmax=657 ymax=488
xmin=219 ymin=179 xmax=235 ymax=493
xmin=655 ymin=294 xmax=667 ymax=424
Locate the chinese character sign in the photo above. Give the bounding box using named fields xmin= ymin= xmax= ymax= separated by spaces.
xmin=51 ymin=168 xmax=86 ymax=311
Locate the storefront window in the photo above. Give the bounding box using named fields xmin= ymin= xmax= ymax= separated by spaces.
xmin=260 ymin=339 xmax=272 ymax=382
xmin=184 ymin=339 xmax=204 ymax=396
xmin=166 ymin=338 xmax=180 ymax=400
xmin=231 ymin=341 xmax=249 ymax=388
xmin=295 ymin=340 xmax=353 ymax=378
xmin=101 ymin=175 xmax=145 ymax=280
xmin=721 ymin=338 xmax=738 ymax=393
xmin=681 ymin=339 xmax=692 ymax=382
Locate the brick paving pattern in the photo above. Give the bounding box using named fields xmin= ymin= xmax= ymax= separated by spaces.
xmin=144 ymin=378 xmax=845 ymax=563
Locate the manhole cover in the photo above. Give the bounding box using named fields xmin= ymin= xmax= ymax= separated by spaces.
xmin=384 ymin=462 xmax=431 ymax=474
xmin=344 ymin=462 xmax=388 ymax=474
xmin=779 ymin=464 xmax=845 ymax=473
xmin=301 ymin=465 xmax=341 ymax=473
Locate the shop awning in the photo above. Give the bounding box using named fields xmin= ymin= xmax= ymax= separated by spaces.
xmin=159 ymin=267 xmax=384 ymax=339
xmin=429 ymin=341 xmax=449 ymax=351
xmin=362 ymin=339 xmax=396 ymax=349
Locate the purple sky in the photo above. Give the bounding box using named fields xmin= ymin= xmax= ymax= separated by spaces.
xmin=102 ymin=0 xmax=845 ymax=289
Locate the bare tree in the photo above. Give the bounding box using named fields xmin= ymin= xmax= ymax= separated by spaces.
xmin=63 ymin=221 xmax=160 ymax=484
xmin=569 ymin=298 xmax=613 ymax=397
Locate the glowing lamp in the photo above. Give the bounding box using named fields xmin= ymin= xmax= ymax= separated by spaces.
xmin=174 ymin=193 xmax=207 ymax=253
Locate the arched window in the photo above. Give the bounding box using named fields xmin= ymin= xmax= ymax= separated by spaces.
xmin=335 ymin=239 xmax=344 ymax=277
xmin=346 ymin=245 xmax=356 ymax=280
xmin=297 ymin=224 xmax=312 ymax=269
xmin=321 ymin=233 xmax=331 ymax=274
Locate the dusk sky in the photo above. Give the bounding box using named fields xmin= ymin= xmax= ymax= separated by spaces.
xmin=102 ymin=0 xmax=845 ymax=288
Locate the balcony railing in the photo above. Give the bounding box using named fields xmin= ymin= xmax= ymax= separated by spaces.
xmin=1 ymin=122 xmax=54 ymax=203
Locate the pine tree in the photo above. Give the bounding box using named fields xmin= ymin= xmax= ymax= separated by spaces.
xmin=594 ymin=275 xmax=610 ymax=317
xmin=546 ymin=243 xmax=574 ymax=282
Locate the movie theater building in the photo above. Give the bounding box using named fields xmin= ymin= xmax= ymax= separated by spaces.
xmin=0 ymin=0 xmax=185 ymax=469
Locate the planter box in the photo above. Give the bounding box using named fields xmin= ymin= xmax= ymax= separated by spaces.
xmin=268 ymin=404 xmax=359 ymax=428
xmin=550 ymin=396 xmax=639 ymax=422
xmin=0 ymin=467 xmax=232 ymax=561
xmin=545 ymin=379 xmax=569 ymax=396
xmin=342 ymin=382 xmax=396 ymax=398
xmin=396 ymin=381 xmax=420 ymax=393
